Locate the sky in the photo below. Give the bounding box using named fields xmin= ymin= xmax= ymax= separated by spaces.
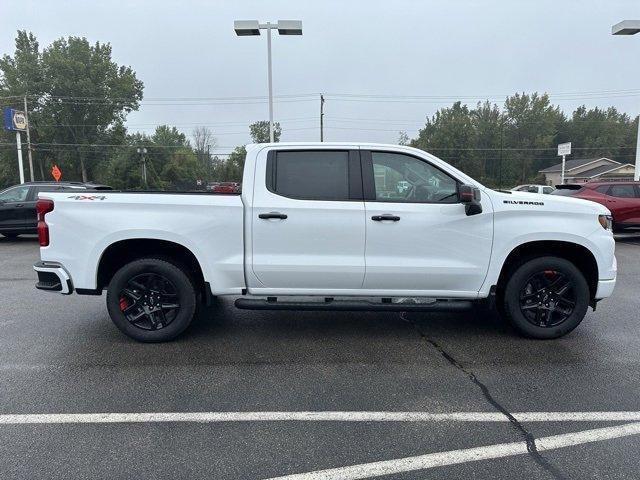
xmin=2 ymin=0 xmax=640 ymax=154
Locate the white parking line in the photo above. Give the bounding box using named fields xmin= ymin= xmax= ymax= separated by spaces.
xmin=1 ymin=410 xmax=640 ymax=424
xmin=264 ymin=422 xmax=640 ymax=480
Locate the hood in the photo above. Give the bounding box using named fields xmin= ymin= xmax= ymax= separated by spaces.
xmin=486 ymin=188 xmax=611 ymax=216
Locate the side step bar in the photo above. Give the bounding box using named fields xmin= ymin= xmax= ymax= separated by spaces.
xmin=234 ymin=298 xmax=473 ymax=312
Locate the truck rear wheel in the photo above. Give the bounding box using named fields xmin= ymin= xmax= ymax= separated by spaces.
xmin=502 ymin=256 xmax=589 ymax=339
xmin=106 ymin=257 xmax=197 ymax=342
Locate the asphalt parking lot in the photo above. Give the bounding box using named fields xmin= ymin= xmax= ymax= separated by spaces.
xmin=1 ymin=235 xmax=640 ymax=479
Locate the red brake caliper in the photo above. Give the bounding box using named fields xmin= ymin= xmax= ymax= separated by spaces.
xmin=119 ymin=297 xmax=129 ymax=312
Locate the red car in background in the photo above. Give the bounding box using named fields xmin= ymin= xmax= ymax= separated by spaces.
xmin=211 ymin=182 xmax=240 ymax=194
xmin=553 ymin=181 xmax=640 ymax=232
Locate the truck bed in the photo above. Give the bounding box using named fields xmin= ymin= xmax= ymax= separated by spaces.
xmin=38 ymin=191 xmax=245 ymax=294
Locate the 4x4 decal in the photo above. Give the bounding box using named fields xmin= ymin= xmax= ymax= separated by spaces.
xmin=67 ymin=195 xmax=107 ymax=201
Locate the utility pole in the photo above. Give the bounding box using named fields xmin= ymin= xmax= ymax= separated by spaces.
xmin=266 ymin=22 xmax=274 ymax=142
xmin=498 ymin=116 xmax=504 ymax=189
xmin=137 ymin=147 xmax=148 ymax=188
xmin=320 ymin=94 xmax=325 ymax=142
xmin=23 ymin=96 xmax=35 ymax=181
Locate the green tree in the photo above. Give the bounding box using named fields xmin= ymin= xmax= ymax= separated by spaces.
xmin=249 ymin=120 xmax=281 ymax=143
xmin=397 ymin=131 xmax=410 ymax=146
xmin=0 ymin=31 xmax=143 ymax=184
xmin=567 ymin=106 xmax=637 ymax=164
xmin=501 ymin=92 xmax=565 ymax=184
xmin=0 ymin=31 xmax=45 ymax=185
xmin=411 ymin=102 xmax=480 ymax=178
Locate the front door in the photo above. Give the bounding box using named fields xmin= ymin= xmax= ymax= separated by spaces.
xmin=250 ymin=148 xmax=366 ymax=292
xmin=361 ymin=150 xmax=493 ymax=296
xmin=0 ymin=185 xmax=31 ymax=232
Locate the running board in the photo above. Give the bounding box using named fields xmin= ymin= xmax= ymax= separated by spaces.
xmin=234 ymin=298 xmax=473 ymax=312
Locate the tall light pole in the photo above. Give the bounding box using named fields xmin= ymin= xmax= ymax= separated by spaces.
xmin=137 ymin=147 xmax=148 ymax=188
xmin=234 ymin=20 xmax=302 ymax=143
xmin=612 ymin=20 xmax=640 ymax=181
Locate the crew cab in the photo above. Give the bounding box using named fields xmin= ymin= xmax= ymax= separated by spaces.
xmin=33 ymin=143 xmax=617 ymax=342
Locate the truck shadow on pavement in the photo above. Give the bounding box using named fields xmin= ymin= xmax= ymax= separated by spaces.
xmin=81 ymin=296 xmax=592 ymax=368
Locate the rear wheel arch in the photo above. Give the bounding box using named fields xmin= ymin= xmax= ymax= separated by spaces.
xmin=96 ymin=239 xmax=207 ymax=296
xmin=496 ymin=240 xmax=599 ymax=301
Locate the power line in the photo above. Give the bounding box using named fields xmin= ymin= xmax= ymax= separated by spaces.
xmin=0 ymin=142 xmax=634 ymax=152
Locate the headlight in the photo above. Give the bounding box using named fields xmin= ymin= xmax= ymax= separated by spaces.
xmin=598 ymin=214 xmax=613 ymax=230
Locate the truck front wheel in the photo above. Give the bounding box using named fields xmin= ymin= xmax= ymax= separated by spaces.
xmin=502 ymin=256 xmax=590 ymax=339
xmin=106 ymin=257 xmax=197 ymax=342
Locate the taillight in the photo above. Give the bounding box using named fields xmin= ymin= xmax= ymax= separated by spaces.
xmin=36 ymin=199 xmax=54 ymax=247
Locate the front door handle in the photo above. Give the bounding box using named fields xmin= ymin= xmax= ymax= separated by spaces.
xmin=371 ymin=214 xmax=400 ymax=222
xmin=15 ymin=204 xmax=24 ymax=207
xmin=259 ymin=212 xmax=288 ymax=220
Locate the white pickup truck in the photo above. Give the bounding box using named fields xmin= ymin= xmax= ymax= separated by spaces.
xmin=34 ymin=143 xmax=616 ymax=342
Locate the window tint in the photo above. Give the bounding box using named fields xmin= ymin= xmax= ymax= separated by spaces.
xmin=542 ymin=187 xmax=554 ymax=194
xmin=370 ymin=152 xmax=458 ymax=203
xmin=515 ymin=186 xmax=529 ymax=191
xmin=271 ymin=151 xmax=350 ymax=200
xmin=0 ymin=185 xmax=29 ymax=202
xmin=526 ymin=185 xmax=539 ymax=193
xmin=609 ymin=185 xmax=635 ymax=198
xmin=595 ymin=185 xmax=611 ymax=195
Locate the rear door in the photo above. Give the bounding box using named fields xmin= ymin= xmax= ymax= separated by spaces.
xmin=361 ymin=150 xmax=493 ymax=296
xmin=606 ymin=184 xmax=639 ymax=224
xmin=250 ymin=148 xmax=366 ymax=292
xmin=0 ymin=185 xmax=31 ymax=231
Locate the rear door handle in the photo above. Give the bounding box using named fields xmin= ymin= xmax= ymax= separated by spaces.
xmin=371 ymin=214 xmax=400 ymax=222
xmin=259 ymin=212 xmax=288 ymax=220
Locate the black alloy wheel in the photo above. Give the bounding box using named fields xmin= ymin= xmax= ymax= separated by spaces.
xmin=106 ymin=257 xmax=197 ymax=342
xmin=118 ymin=273 xmax=180 ymax=331
xmin=502 ymin=256 xmax=589 ymax=339
xmin=519 ymin=269 xmax=576 ymax=328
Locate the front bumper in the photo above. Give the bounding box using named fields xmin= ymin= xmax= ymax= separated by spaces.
xmin=595 ymin=278 xmax=616 ymax=300
xmin=34 ymin=261 xmax=73 ymax=295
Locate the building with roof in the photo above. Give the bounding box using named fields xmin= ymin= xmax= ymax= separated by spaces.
xmin=539 ymin=157 xmax=635 ymax=186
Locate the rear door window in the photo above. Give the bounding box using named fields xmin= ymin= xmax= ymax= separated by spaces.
xmin=268 ymin=150 xmax=353 ymax=201
xmin=609 ymin=185 xmax=635 ymax=198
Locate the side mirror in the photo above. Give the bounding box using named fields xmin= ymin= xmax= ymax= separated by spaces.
xmin=458 ymin=184 xmax=482 ymax=216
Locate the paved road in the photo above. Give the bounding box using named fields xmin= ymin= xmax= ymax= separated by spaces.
xmin=0 ymin=235 xmax=639 ymax=479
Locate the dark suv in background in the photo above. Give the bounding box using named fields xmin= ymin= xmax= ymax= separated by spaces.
xmin=0 ymin=181 xmax=112 ymax=238
xmin=553 ymin=181 xmax=640 ymax=232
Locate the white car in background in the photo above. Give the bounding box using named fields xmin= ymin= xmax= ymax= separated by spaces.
xmin=512 ymin=184 xmax=555 ymax=194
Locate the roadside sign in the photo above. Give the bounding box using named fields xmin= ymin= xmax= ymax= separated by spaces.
xmin=558 ymin=142 xmax=571 ymax=156
xmin=51 ymin=164 xmax=62 ymax=182
xmin=196 ymin=179 xmax=202 ymax=186
xmin=3 ymin=108 xmax=27 ymax=131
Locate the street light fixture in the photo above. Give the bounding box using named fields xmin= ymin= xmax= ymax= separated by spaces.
xmin=234 ymin=20 xmax=303 ymax=143
xmin=612 ymin=20 xmax=640 ymax=181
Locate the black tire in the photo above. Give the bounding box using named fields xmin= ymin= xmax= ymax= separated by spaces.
xmin=502 ymin=256 xmax=590 ymax=339
xmin=106 ymin=257 xmax=197 ymax=342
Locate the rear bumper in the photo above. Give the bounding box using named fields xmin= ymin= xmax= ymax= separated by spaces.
xmin=33 ymin=261 xmax=73 ymax=295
